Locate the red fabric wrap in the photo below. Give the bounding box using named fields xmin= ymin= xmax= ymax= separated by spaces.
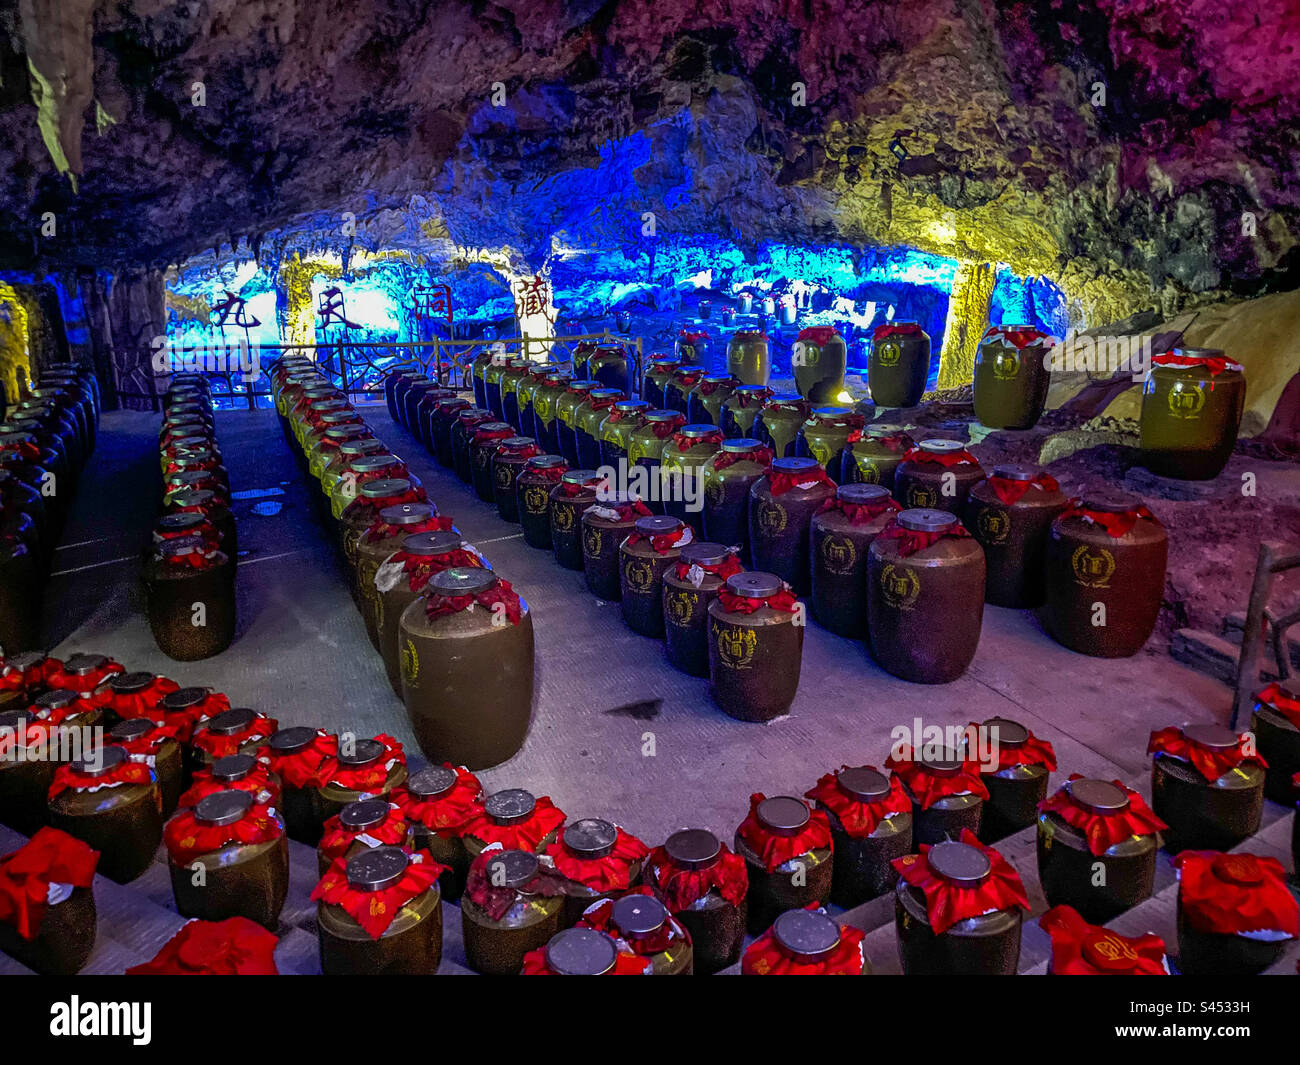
xmin=30 ymin=695 xmax=97 ymax=727
xmin=424 ymin=578 xmax=525 ymax=626
xmin=901 ymin=445 xmax=979 ymax=467
xmin=545 ymin=827 xmax=650 ymax=892
xmin=159 ymin=546 xmax=224 ymax=572
xmin=797 ymin=326 xmax=839 ymax=345
xmin=677 ymin=331 xmax=707 ymax=345
xmin=126 ymin=917 xmax=280 ymax=975
xmin=499 ymin=441 xmax=543 ymax=460
xmin=742 ymin=905 xmax=865 ymax=975
xmin=1148 ymin=726 xmax=1266 ymax=782
xmin=472 ymin=426 xmax=513 ymax=445
xmin=192 ymin=713 xmax=279 ymax=760
xmin=114 ymin=719 xmax=185 ymax=759
xmin=164 ymin=802 xmax=283 ymax=865
xmin=646 ymin=842 xmax=748 ymax=912
xmin=577 ymin=884 xmax=685 ymax=956
xmin=672 ymin=553 xmax=743 ymax=582
xmin=625 ymin=527 xmax=691 ymax=554
xmin=326 ymin=734 xmax=404 ymax=792
xmin=872 ymin=322 xmax=924 ymax=339
xmin=1174 ymin=852 xmax=1298 ymax=938
xmin=648 ymin=415 xmax=687 ymax=438
xmin=265 ymin=730 xmax=338 ymax=790
xmin=45 ymin=659 xmax=124 ymax=694
xmin=716 ymin=585 xmax=799 ymax=615
xmin=161 ymin=690 xmax=231 ymax=743
xmin=180 ymin=760 xmax=279 ymax=808
xmin=875 ymin=517 xmax=973 ymax=558
xmin=892 ymin=830 xmax=1030 ymax=936
xmin=816 ymin=493 xmax=901 ymax=525
xmin=1039 ymin=774 xmax=1167 ymax=856
xmin=587 ymin=395 xmax=619 ymax=412
xmin=768 ymin=466 xmax=835 ymax=496
xmin=736 ymin=793 xmax=832 ymax=872
xmin=712 ymin=445 xmax=773 ymax=470
xmin=804 ymin=768 xmax=912 ymax=838
xmin=521 ymin=944 xmax=652 ymax=975
xmin=885 ymin=747 xmax=990 ymax=810
xmin=390 ymin=764 xmax=483 ymax=835
xmin=164 ymin=454 xmax=221 ymax=476
xmin=1059 ymin=498 xmax=1161 ymax=538
xmin=311 ymin=854 xmax=445 ymax=939
xmin=969 ymin=724 xmax=1058 ymax=771
xmin=354 ymin=462 xmax=411 ymax=486
xmin=984 ymin=325 xmax=1050 ymax=348
xmin=1041 ymin=904 xmax=1167 ymax=975
xmin=1256 ymin=682 xmax=1300 ymax=728
xmin=154 ymin=518 xmax=220 ymax=545
xmin=986 ymin=472 xmax=1059 ymax=505
xmin=463 ymin=795 xmax=565 ymax=851
xmin=671 ymin=430 xmax=724 ymax=452
xmin=1152 ymin=352 xmax=1244 ymax=377
xmin=0 ymin=828 xmax=99 ymax=940
xmin=0 ymin=439 xmax=41 ymax=461
xmin=529 ymin=464 xmax=567 ymax=483
xmin=49 ymin=759 xmax=154 ymax=799
xmin=463 ymin=846 xmax=569 ymax=921
xmin=560 ymin=479 xmax=604 ymax=497
xmin=1 ymin=655 xmax=58 ymax=693
xmin=846 ymin=430 xmax=909 ymax=452
xmin=363 ymin=513 xmax=454 ymax=544
xmin=393 ymin=546 xmax=484 ymax=592
xmin=318 ymin=803 xmax=410 ymax=864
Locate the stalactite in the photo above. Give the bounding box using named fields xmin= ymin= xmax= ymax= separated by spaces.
xmin=936 ymin=260 xmax=996 ymax=391
xmin=18 ymin=0 xmax=96 ymax=190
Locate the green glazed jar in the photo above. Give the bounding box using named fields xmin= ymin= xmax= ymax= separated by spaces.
xmin=727 ymin=330 xmax=771 ymax=387
xmin=660 ymin=424 xmax=726 ymax=525
xmin=515 ymin=362 xmax=551 ymax=440
xmin=798 ymin=406 xmax=865 ymax=483
xmin=758 ymin=392 xmax=812 ymax=459
xmin=588 ymin=346 xmax=631 ymax=395
xmin=599 ymin=399 xmax=651 ymax=468
xmin=675 ymin=328 xmax=709 ymax=366
xmin=894 ymin=439 xmax=985 ymax=514
xmin=792 ymin=326 xmax=847 ymax=404
xmin=687 ymin=375 xmax=740 ymax=427
xmin=626 ymin=411 xmax=687 ymax=508
xmin=484 ymin=356 xmax=511 ymax=422
xmin=471 ymin=349 xmax=497 ymax=409
xmin=556 ymin=380 xmax=598 ymax=465
xmin=868 ymin=322 xmax=931 ymax=408
xmin=500 ymin=359 xmax=532 ymax=432
xmin=665 ymin=366 xmax=706 ymax=415
xmin=840 ymin=423 xmax=914 ymax=490
xmin=531 ymin=372 xmax=570 ymax=455
xmin=1139 ymin=349 xmax=1245 ymax=481
xmin=571 ymin=340 xmax=598 ymax=379
xmin=972 ymin=325 xmax=1054 ymax=430
xmin=575 ymin=388 xmax=625 ymax=470
xmin=720 ymin=385 xmax=773 ymax=438
xmin=641 ymin=358 xmax=680 ymax=409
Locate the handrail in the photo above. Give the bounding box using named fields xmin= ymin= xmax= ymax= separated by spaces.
xmin=1231 ymin=538 xmax=1300 ymax=728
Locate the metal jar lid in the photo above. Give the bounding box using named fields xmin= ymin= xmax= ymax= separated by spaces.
xmin=64 ymin=653 xmax=109 ymax=675
xmin=1266 ymin=678 xmax=1300 ymax=703
xmin=918 ymin=438 xmax=965 ymax=454
xmin=544 ymin=928 xmax=618 ymax=975
xmin=643 ymin=410 xmax=682 ymax=423
xmin=679 ymin=541 xmax=731 ymax=568
xmin=268 ymin=726 xmax=320 ymax=755
xmin=206 ymin=707 xmax=258 ymax=736
xmin=211 ymin=753 xmax=257 ymax=781
xmin=677 ymin=424 xmax=721 ymax=441
xmin=406 ymin=765 xmax=458 ymax=799
xmin=337 ymin=738 xmax=384 ymax=767
xmin=525 ymin=455 xmax=567 ymax=471
xmin=340 ymin=439 xmax=386 ymax=457
xmin=982 ymin=717 xmax=1028 ymax=748
xmin=162 ymin=687 xmax=209 ymax=711
xmin=4 ymin=650 xmax=47 ymax=673
xmin=109 ymin=718 xmax=156 ymax=743
xmin=0 ymin=709 xmax=32 ymax=731
xmin=1065 ymin=778 xmax=1131 ymax=814
xmin=588 ymin=389 xmax=622 ymax=402
xmin=71 ymin=745 xmax=128 ymax=775
xmin=663 ymin=828 xmax=721 ymax=870
xmin=770 ymin=456 xmax=818 ymax=475
xmin=724 ymin=571 xmax=783 ymax=599
xmin=323 ymin=426 xmax=369 ymax=442
xmin=917 ymin=750 xmax=964 ymax=776
xmin=562 ymin=817 xmax=618 ymax=859
xmin=836 ymin=483 xmax=890 ymax=506
xmin=766 ymin=391 xmax=803 ymax=405
xmin=476 ymin=422 xmax=514 ymax=434
xmin=991 ymin=463 xmax=1039 ymax=481
xmin=345 ymin=846 xmax=410 ymax=892
xmin=897 ymin=508 xmax=957 ymax=533
xmin=613 ymin=400 xmax=650 ymax=414
xmin=35 ymin=689 xmax=81 ymax=712
xmin=165 ymin=471 xmax=214 ymax=488
xmin=720 ymin=437 xmax=762 ymax=453
xmin=485 ymin=848 xmax=539 ymax=888
xmin=401 ymin=530 xmax=463 ymax=556
xmin=566 ymin=380 xmax=597 ymax=393
xmin=811 ymin=405 xmax=855 ymax=420
xmin=167 ymin=489 xmax=215 ymax=509
xmin=195 ymin=789 xmax=254 ymax=826
xmin=1079 ymin=490 xmax=1142 ymax=513
xmin=928 ymin=840 xmax=991 ymax=885
xmin=773 ymin=908 xmax=841 ymax=961
xmin=702 ymin=374 xmax=738 ymax=386
xmin=633 ymin=515 xmax=683 ymax=537
xmin=1183 ymin=724 xmax=1241 ymax=750
xmin=561 ymin=468 xmax=603 ymax=486
xmin=611 ymin=894 xmax=669 ymax=940
xmin=836 ymin=766 xmax=891 ymax=802
xmin=756 ymin=796 xmax=811 ymax=836
xmin=360 ymin=477 xmax=411 ymax=499
xmin=428 ymin=567 xmax=497 ymax=597
xmin=379 ymin=502 xmax=435 ymax=527
xmin=650 ymin=357 xmax=680 ymax=368
xmin=110 ymin=671 xmax=157 ymax=695
xmin=483 ymin=788 xmax=536 ymax=825
xmin=350 ymin=454 xmax=401 ymax=474
xmin=157 ymin=512 xmax=205 ymax=534
xmin=340 ymin=798 xmax=391 ymax=831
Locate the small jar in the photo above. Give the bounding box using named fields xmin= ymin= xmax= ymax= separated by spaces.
xmin=1251 ymin=680 xmax=1300 ymax=803
xmin=574 ymin=388 xmax=624 ymax=469
xmin=792 ymin=327 xmax=847 ymax=405
xmin=810 ymin=483 xmax=899 ymax=637
xmin=109 ymin=716 xmax=185 ymax=817
xmin=469 ymin=421 xmax=515 ymax=503
xmin=887 ymin=748 xmax=987 ymax=845
xmin=530 ymin=372 xmax=570 ymax=456
xmin=806 ymin=766 xmax=912 ymax=908
xmin=734 ymin=795 xmax=833 ymax=934
xmin=143 ymin=538 xmax=236 ymax=661
xmin=46 ymin=652 xmax=124 ymax=694
xmin=1140 ymin=349 xmax=1245 ymax=481
xmin=757 ymin=392 xmax=811 ymax=458
xmin=867 ymin=509 xmax=985 ymax=683
xmin=524 ymin=927 xmax=624 ymax=974
xmin=265 ymin=726 xmax=338 ymax=843
xmin=868 ymin=322 xmax=931 ymax=407
xmin=1037 ymin=777 xmax=1163 ymax=924
xmin=166 ymin=789 xmax=288 ymax=930
xmin=316 ymin=797 xmax=414 ymax=876
xmin=429 ymin=395 xmax=472 ymax=468
xmin=674 ymin=328 xmax=709 ymax=367
xmin=663 ymin=542 xmax=743 ymax=677
xmin=894 ymin=838 xmax=1027 ymax=975
xmin=972 ymin=717 xmax=1055 ymax=841
xmin=461 ymin=847 xmax=566 ymax=975
xmin=517 ymin=455 xmax=568 ymax=550
xmin=1040 ymin=904 xmax=1169 ymax=975
xmin=659 ymin=424 xmax=723 ymax=524
xmin=798 ymin=406 xmax=864 ymax=483
xmin=1174 ymin=851 xmax=1298 ymax=976
xmin=391 ymin=763 xmax=483 ymax=901
xmin=1149 ymin=724 xmax=1266 ymax=852
xmin=972 ymin=325 xmax=1054 ymax=430
xmin=556 ymin=380 xmax=598 ymax=465
xmin=550 ymin=469 xmax=606 ymax=570
xmin=686 ymin=374 xmax=740 ymax=427
xmin=157 ymin=685 xmax=232 ymax=744
xmin=0 ymin=709 xmax=56 ymax=834
xmin=578 ymin=891 xmax=693 ymax=975
xmin=0 ymin=827 xmax=99 ymax=975
xmin=701 ymin=438 xmax=772 ymax=563
xmin=462 ymin=788 xmax=566 ymax=858
xmin=598 ymin=399 xmax=651 ymax=468
xmin=620 ymin=515 xmax=692 ymax=637
xmin=726 ymin=329 xmax=771 ymax=386
xmin=546 ymin=817 xmax=649 ymax=927
xmin=153 ymin=511 xmax=232 ymax=577
xmin=190 ymin=707 xmax=277 ymax=768
xmin=895 ymin=439 xmax=986 ymax=514
xmin=742 ymin=907 xmax=869 ymax=975
xmin=641 ymin=357 xmax=680 ymax=409
xmin=582 ymin=495 xmax=650 ymax=600
xmin=89 ymin=666 xmax=170 ymax=722
xmin=1042 ymin=491 xmax=1167 ymax=658
xmin=355 ymin=503 xmax=449 ymax=647
xmin=720 ymin=384 xmax=772 ymax=438
xmin=664 ymin=366 xmax=705 ymax=415
xmin=451 ymin=408 xmax=496 ymax=484
xmin=315 ymin=846 xmax=443 ymax=975
xmin=587 ymin=346 xmax=631 ymax=395
xmin=47 ymin=746 xmax=163 ymax=883
xmin=314 ymin=734 xmax=408 ymax=826
xmin=749 ymin=456 xmax=836 ymax=595
xmin=707 ymin=572 xmax=803 ymax=722
xmin=965 ymin=464 xmax=1067 ymax=608
xmin=398 ymin=568 xmax=534 ymax=770
xmin=646 ymin=828 xmax=748 ymax=975
xmin=493 ymin=436 xmax=544 ymax=523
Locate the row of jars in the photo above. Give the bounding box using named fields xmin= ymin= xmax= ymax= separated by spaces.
xmin=0 ymin=362 xmax=101 ymax=653
xmin=271 ymin=357 xmax=535 ymax=771
xmin=149 ymin=376 xmax=237 ymax=660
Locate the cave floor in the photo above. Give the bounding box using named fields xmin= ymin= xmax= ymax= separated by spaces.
xmin=8 ymin=402 xmax=1296 ymax=975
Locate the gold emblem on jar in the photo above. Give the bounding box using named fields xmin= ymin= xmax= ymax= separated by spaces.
xmin=820 ymin=535 xmax=856 ymax=574
xmin=714 ymin=621 xmax=757 ymax=668
xmin=880 ymin=564 xmax=921 ymax=610
xmin=704 ymin=478 xmax=724 ymax=507
xmin=755 ymin=499 xmax=787 ymax=535
xmin=494 ymin=464 xmax=513 ymax=489
xmin=991 ymin=349 xmax=1021 ymax=380
xmin=1166 ymin=383 xmax=1206 ymax=420
xmin=624 ymin=557 xmax=655 ymax=594
xmin=807 ymin=439 xmax=832 ymax=466
xmin=534 ymin=396 xmax=552 ymax=421
xmin=553 ymin=504 xmax=575 ymax=532
xmin=665 ymin=589 xmax=697 ymax=627
xmin=628 ymin=441 xmax=649 ymax=466
xmin=876 ymin=340 xmax=902 ymax=367
xmin=1070 ymin=545 xmax=1116 ymax=589
xmin=401 ymin=639 xmax=419 ymax=685
xmin=976 ymin=507 xmax=1010 ymax=544
xmin=583 ymin=526 xmax=603 ymax=558
xmin=474 ymin=447 xmax=492 ymax=469
xmin=522 ymin=486 xmax=549 ymax=514
xmin=853 ymin=457 xmax=881 ymax=483
xmin=906 ymin=483 xmax=938 ymax=508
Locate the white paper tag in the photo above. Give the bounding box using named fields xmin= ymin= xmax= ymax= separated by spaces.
xmin=374 ymin=558 xmax=405 ymax=593
xmin=357 ymin=833 xmax=382 ymax=848
xmin=47 ymin=882 xmax=73 ymax=906
xmin=686 ymin=563 xmax=706 ymax=588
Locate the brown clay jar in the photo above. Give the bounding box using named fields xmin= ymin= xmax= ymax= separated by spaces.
xmin=493 ymin=437 xmax=544 ymax=523
xmin=662 ymin=543 xmax=742 ymax=677
xmin=748 ymin=456 xmax=835 ymax=595
xmin=315 ymin=797 xmax=415 ymax=878
xmin=392 ymin=763 xmax=483 ymax=901
xmin=619 ymin=515 xmax=691 ymax=637
xmin=707 ymin=571 xmax=803 ymax=723
xmin=460 ymin=848 xmax=565 ymax=975
xmin=1149 ymin=724 xmax=1265 ymax=853
xmin=810 ymin=483 xmax=898 ymax=638
xmin=648 ymin=828 xmax=748 ymax=975
xmin=108 ymin=716 xmax=185 ymax=818
xmin=806 ymin=766 xmax=912 ymax=908
xmin=1252 ymin=680 xmax=1300 ymax=803
xmin=701 ymin=438 xmax=771 ymax=564
xmin=0 ymin=709 xmax=55 ymax=835
xmin=550 ymin=469 xmax=605 ymax=570
xmin=894 ymin=439 xmax=986 ymax=514
xmin=964 ymin=465 xmax=1067 ymax=608
xmin=581 ymin=495 xmax=648 ymax=601
xmin=517 ymin=455 xmax=568 ymax=550
xmin=734 ymin=795 xmax=833 ymax=934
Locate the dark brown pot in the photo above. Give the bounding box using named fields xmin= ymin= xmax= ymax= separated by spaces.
xmin=964 ymin=466 xmax=1067 ymax=609
xmin=662 ymin=543 xmax=735 ymax=677
xmin=707 ymin=572 xmax=803 ymax=722
xmin=810 ymin=485 xmax=895 ymax=638
xmin=748 ymin=457 xmax=835 ymax=595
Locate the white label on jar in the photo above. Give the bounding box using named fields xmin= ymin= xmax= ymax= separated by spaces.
xmin=357 ymin=833 xmax=382 ymax=848
xmin=47 ymin=881 xmax=73 ymax=906
xmin=374 ymin=558 xmax=405 ymax=593
xmin=687 ymin=564 xmax=706 ymax=588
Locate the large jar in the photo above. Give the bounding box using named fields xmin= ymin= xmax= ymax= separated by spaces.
xmin=886 ymin=748 xmax=988 ymax=845
xmin=470 ymin=350 xmax=495 ymax=409
xmin=545 ymin=817 xmax=649 ymax=927
xmin=391 ymin=763 xmax=483 ymax=901
xmin=166 ymin=789 xmax=289 ymax=929
xmin=514 ymin=362 xmax=551 ymax=441
xmin=868 ymin=322 xmax=931 ymax=407
xmin=550 ymin=469 xmax=606 ymax=570
xmin=428 ymin=395 xmax=472 ymax=468
xmin=810 ymin=483 xmax=900 ymax=637
xmin=356 ymin=503 xmax=450 ymax=648
xmin=451 ymin=408 xmax=495 ymax=485
xmin=0 ymin=709 xmax=56 ymax=834
xmin=674 ymin=328 xmax=709 ymax=367
xmin=964 ymin=465 xmax=1067 ymax=608
xmin=701 ymin=438 xmax=772 ymax=563
xmin=893 ymin=835 xmax=1028 ymax=975
xmin=315 ymin=846 xmax=444 ymax=975
xmin=182 ymin=753 xmax=282 ymax=814
xmin=626 ymin=411 xmax=686 ymax=511
xmin=397 ymin=374 xmax=434 ymax=429
xmin=1251 ymin=680 xmax=1300 ymax=803
xmin=971 ymin=717 xmax=1056 ymax=841
xmin=686 ymin=374 xmax=740 ymax=427
xmin=620 ymin=515 xmax=692 ymax=637
xmin=868 ymin=509 xmax=985 ymax=683
xmin=576 ymin=889 xmax=693 ymax=975
xmin=663 ymin=543 xmax=743 ymax=677
xmin=47 ymin=746 xmax=163 ymax=883
xmin=664 ymin=366 xmax=705 ymax=415
xmin=805 ymin=765 xmax=911 ymax=908
xmin=0 ymin=827 xmax=99 ymax=975
xmin=386 ymin=368 xmax=423 ymax=423
xmin=574 ymin=388 xmax=624 ymax=469
xmin=641 ymin=357 xmax=680 ymax=409
xmin=894 ymin=439 xmax=985 ymax=514
xmin=530 ymin=372 xmax=570 ymax=456
xmin=500 ymin=358 xmax=532 ymax=432
xmin=791 ymin=326 xmax=847 ymax=405
xmin=720 ymin=384 xmax=772 ymax=438
xmin=338 ymin=472 xmax=424 ymax=566
xmin=517 ymin=455 xmax=568 ymax=550
xmin=748 ymin=457 xmax=835 ymax=595
xmin=460 ymin=847 xmax=565 ymax=975
xmin=588 ymin=346 xmax=631 ymax=395
xmin=757 ymin=392 xmax=811 ymax=458
xmin=571 ymin=340 xmax=598 ymax=379
xmin=493 ymin=437 xmax=544 ymax=523
xmin=659 ymin=424 xmax=723 ymax=524
xmin=734 ymin=794 xmax=833 ymax=934
xmin=1173 ymin=851 xmax=1298 ymax=976
xmin=598 ymin=399 xmax=650 ymax=468
xmin=582 ymin=496 xmax=652 ymax=601
xmin=109 ymin=717 xmax=185 ymax=817
xmin=1140 ymin=349 xmax=1246 ymax=480
xmin=484 ymin=356 xmax=509 ymax=421
xmin=313 ymin=734 xmax=408 ymax=826
xmin=798 ymin=406 xmax=865 ymax=484
xmin=707 ymin=572 xmax=803 ymax=722
xmin=1148 ymin=724 xmax=1266 ymax=852
xmin=1042 ymin=491 xmax=1167 ymax=658
xmin=1037 ymin=777 xmax=1164 ymax=923
xmin=412 ymin=386 xmax=456 ymax=453
xmin=556 ymin=381 xmax=598 ymax=465
xmin=399 ymin=568 xmax=534 ymax=771
xmin=316 ymin=797 xmax=415 ymax=877
xmin=143 ymin=537 xmax=235 ymax=661
xmin=742 ymin=907 xmax=869 ymax=975
xmin=645 ymin=828 xmax=748 ymax=975
xmin=264 ymin=727 xmax=338 ymax=844
xmin=972 ymin=324 xmax=1054 ymax=430
xmin=92 ymin=668 xmax=177 ymax=723
xmin=726 ymin=329 xmax=771 ymax=386
xmin=469 ymin=422 xmax=515 ymax=503
xmin=0 ymin=537 xmax=39 ymax=652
